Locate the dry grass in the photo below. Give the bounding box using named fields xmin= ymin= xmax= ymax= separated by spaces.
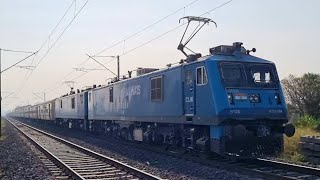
xmin=281 ymin=127 xmax=320 ymax=162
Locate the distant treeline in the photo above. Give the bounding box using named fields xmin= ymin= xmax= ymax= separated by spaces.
xmin=282 ymin=73 xmax=320 ymax=118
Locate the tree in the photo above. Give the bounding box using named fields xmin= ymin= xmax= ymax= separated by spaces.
xmin=282 ymin=73 xmax=320 ymax=117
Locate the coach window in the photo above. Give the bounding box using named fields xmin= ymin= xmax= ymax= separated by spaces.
xmin=60 ymin=100 xmax=62 ymax=108
xmin=196 ymin=66 xmax=208 ymax=85
xmin=71 ymin=97 xmax=75 ymax=109
xmin=109 ymin=87 xmax=113 ymax=102
xmin=80 ymin=94 xmax=84 ymax=104
xmin=151 ymin=76 xmax=163 ymax=101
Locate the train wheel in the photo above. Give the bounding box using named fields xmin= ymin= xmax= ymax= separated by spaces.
xmin=153 ymin=133 xmax=164 ymax=145
xmin=120 ymin=128 xmax=129 ymax=140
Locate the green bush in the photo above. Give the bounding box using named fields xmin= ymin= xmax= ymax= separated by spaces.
xmin=294 ymin=115 xmax=320 ymax=131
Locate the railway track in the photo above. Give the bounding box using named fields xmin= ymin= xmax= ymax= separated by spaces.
xmin=153 ymin=148 xmax=320 ymax=180
xmin=167 ymin=146 xmax=320 ymax=179
xmin=8 ymin=118 xmax=320 ymax=180
xmin=84 ymin=132 xmax=320 ymax=180
xmin=218 ymin=158 xmax=320 ymax=180
xmin=7 ymin=118 xmax=162 ymax=180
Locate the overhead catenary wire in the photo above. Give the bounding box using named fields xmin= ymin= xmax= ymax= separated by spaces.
xmin=20 ymin=0 xmax=79 ymax=86
xmin=62 ymin=0 xmax=234 ymax=86
xmin=41 ymin=0 xmax=202 ymax=95
xmin=37 ymin=0 xmax=77 ymax=58
xmin=1 ymin=92 xmax=15 ymax=101
xmin=43 ymin=57 xmax=115 ymax=96
xmin=73 ymin=68 xmax=107 ymax=72
xmin=34 ymin=0 xmax=89 ymax=68
xmin=1 ymin=51 xmax=38 ymax=73
xmin=5 ymin=0 xmax=82 ymax=107
xmin=14 ymin=0 xmax=89 ymax=98
xmin=38 ymin=0 xmax=235 ymax=103
xmin=86 ymin=54 xmax=117 ymax=76
xmin=201 ymin=0 xmax=233 ymax=15
xmin=121 ymin=24 xmax=185 ymax=56
xmin=64 ymin=0 xmax=201 ymax=75
xmin=95 ymin=0 xmax=201 ymax=56
xmin=122 ymin=0 xmax=233 ymax=57
xmin=0 ymin=49 xmax=35 ymax=54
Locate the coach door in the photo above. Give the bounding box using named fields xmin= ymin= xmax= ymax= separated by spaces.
xmin=183 ymin=66 xmax=196 ymax=119
xmin=48 ymin=103 xmax=51 ymax=120
xmin=84 ymin=92 xmax=89 ymax=131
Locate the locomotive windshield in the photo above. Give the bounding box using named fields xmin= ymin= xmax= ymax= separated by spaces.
xmin=220 ymin=62 xmax=278 ymax=87
xmin=220 ymin=63 xmax=246 ymax=85
xmin=250 ymin=64 xmax=275 ymax=84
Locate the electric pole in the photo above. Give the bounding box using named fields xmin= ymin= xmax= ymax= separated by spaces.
xmin=88 ymin=54 xmax=120 ymax=80
xmin=0 ymin=48 xmax=37 ymax=137
xmin=33 ymin=92 xmax=46 ymax=102
xmin=0 ymin=48 xmax=2 ymax=138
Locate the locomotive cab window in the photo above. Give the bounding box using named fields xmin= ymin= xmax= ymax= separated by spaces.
xmin=71 ymin=97 xmax=75 ymax=109
xmin=196 ymin=66 xmax=207 ymax=85
xmin=60 ymin=100 xmax=62 ymax=108
xmin=250 ymin=64 xmax=275 ymax=84
xmin=151 ymin=76 xmax=163 ymax=101
xmin=220 ymin=63 xmax=246 ymax=85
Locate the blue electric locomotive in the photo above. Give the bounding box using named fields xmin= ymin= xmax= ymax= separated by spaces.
xmin=81 ymin=41 xmax=294 ymax=156
xmin=8 ymin=16 xmax=295 ymax=156
xmin=55 ymin=90 xmax=89 ymax=129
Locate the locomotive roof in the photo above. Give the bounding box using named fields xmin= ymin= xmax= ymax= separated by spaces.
xmin=14 ymin=99 xmax=55 ymax=111
xmin=89 ymin=53 xmax=275 ymax=92
xmin=207 ymin=54 xmax=274 ymax=64
xmin=12 ymin=52 xmax=276 ymax=111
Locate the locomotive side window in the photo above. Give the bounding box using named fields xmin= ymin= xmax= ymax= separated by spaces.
xmin=60 ymin=100 xmax=62 ymax=108
xmin=185 ymin=70 xmax=193 ymax=85
xmin=71 ymin=97 xmax=75 ymax=109
xmin=150 ymin=76 xmax=163 ymax=101
xmin=109 ymin=87 xmax=113 ymax=102
xmin=196 ymin=66 xmax=208 ymax=85
xmin=220 ymin=63 xmax=246 ymax=84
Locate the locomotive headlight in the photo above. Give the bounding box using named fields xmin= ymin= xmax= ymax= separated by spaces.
xmin=254 ymin=95 xmax=260 ymax=102
xmin=275 ymin=93 xmax=281 ymax=105
xmin=249 ymin=94 xmax=260 ymax=103
xmin=227 ymin=93 xmax=234 ymax=104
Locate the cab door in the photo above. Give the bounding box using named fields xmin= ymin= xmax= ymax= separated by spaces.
xmin=183 ymin=66 xmax=196 ymax=117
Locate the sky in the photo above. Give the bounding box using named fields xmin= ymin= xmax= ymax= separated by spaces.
xmin=1 ymin=0 xmax=320 ymax=114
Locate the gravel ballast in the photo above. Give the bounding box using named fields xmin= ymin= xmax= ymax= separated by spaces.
xmin=25 ymin=120 xmax=255 ymax=180
xmin=0 ymin=119 xmax=54 ymax=180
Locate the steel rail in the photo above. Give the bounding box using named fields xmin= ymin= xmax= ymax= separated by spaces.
xmin=6 ymin=118 xmax=84 ymax=180
xmin=255 ymin=158 xmax=320 ymax=177
xmin=9 ymin=117 xmax=320 ymax=180
xmin=7 ymin=118 xmax=162 ymax=180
